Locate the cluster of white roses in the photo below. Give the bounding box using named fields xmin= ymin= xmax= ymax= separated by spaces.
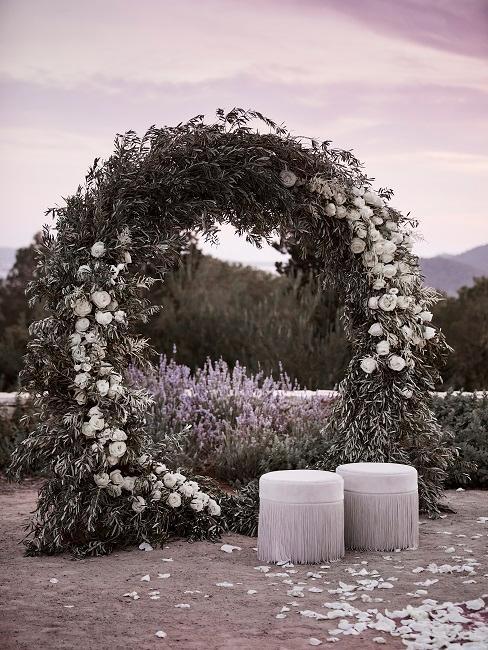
xmin=76 ymin=238 xmax=220 ymax=517
xmin=309 ymin=177 xmax=437 ymax=393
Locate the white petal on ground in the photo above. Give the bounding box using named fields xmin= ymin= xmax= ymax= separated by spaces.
xmin=275 ymin=613 xmax=287 ymax=619
xmin=300 ymin=610 xmax=327 ymax=620
xmin=309 ymin=638 xmax=322 ymax=646
xmin=138 ymin=542 xmax=153 ymax=551
xmin=157 ymin=573 xmax=170 ymax=579
xmin=161 ymin=558 xmax=173 ymax=562
xmin=140 ymin=574 xmax=150 ymax=582
xmin=175 ymin=603 xmax=190 ymax=608
xmin=465 ymin=598 xmax=485 ymax=610
xmin=247 ymin=589 xmax=257 ymax=595
xmin=215 ymin=582 xmax=234 ymax=588
xmin=49 ymin=578 xmax=58 ymax=584
xmin=373 ymin=637 xmax=386 ymax=644
xmin=254 ymin=565 xmax=271 ymax=573
xmin=155 ymin=630 xmax=167 ymax=638
xmin=220 ymin=544 xmax=242 ymax=553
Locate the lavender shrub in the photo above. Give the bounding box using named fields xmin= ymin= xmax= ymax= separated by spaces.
xmin=129 ymin=356 xmax=335 ymax=485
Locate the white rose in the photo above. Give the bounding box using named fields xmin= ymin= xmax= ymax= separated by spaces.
xmin=363 ymin=190 xmax=383 ymax=207
xmin=208 ymin=499 xmax=221 ymax=516
xmin=106 ymin=454 xmax=119 ymax=466
xmin=347 ymin=209 xmax=361 ymax=222
xmin=336 ymin=206 xmax=347 ymax=219
xmin=372 ymin=216 xmax=383 ymax=226
xmin=419 ymin=310 xmax=433 ymax=322
xmin=369 ymin=228 xmax=381 ymax=242
xmin=396 ymin=296 xmax=411 ymax=309
xmin=69 ymin=333 xmax=82 ymax=347
xmin=334 ymin=190 xmax=347 ymax=205
xmin=82 ymin=422 xmax=96 ymax=438
xmin=84 ymin=330 xmax=98 ymax=343
xmin=373 ymin=241 xmax=386 ymax=256
xmin=360 ymin=357 xmax=377 ymax=374
xmin=132 ymin=496 xmax=146 ymax=513
xmin=381 ymin=253 xmax=395 ymax=264
xmin=383 ymin=240 xmax=397 ymax=255
xmin=279 ymin=170 xmax=297 ymax=187
xmin=194 ymin=491 xmax=209 ymax=505
xmin=424 ymin=326 xmax=436 ymax=340
xmin=110 ymin=469 xmax=125 ymax=485
xmin=376 ymin=340 xmax=390 ymax=356
xmin=88 ymin=406 xmax=103 ymax=417
xmin=385 ymin=220 xmax=398 ymax=231
xmin=368 ymin=297 xmax=379 ymax=310
xmin=368 ymin=323 xmax=383 ymax=336
xmin=391 ymin=232 xmax=404 ymax=245
xmin=91 ymin=290 xmax=112 ymax=309
xmin=401 ymin=388 xmax=413 ymax=399
xmin=179 ymin=483 xmax=195 ymax=498
xmin=373 ymin=278 xmax=386 ymax=290
xmin=167 ymin=492 xmax=182 ymax=508
xmin=122 ymin=476 xmax=136 ymax=492
xmin=325 ymin=203 xmax=336 ymax=217
xmin=351 ymin=186 xmax=365 ymax=196
xmin=114 ymin=310 xmax=126 ymax=323
xmin=74 ymin=372 xmax=91 ymax=389
xmin=174 ymin=472 xmax=187 ymax=484
xmin=351 ymin=238 xmax=366 ymax=254
xmin=383 ymin=264 xmax=398 ymax=278
xmin=109 ymin=441 xmax=127 ymax=458
xmin=353 ymin=196 xmax=365 ymax=208
xmin=74 ymin=391 xmax=87 ymax=405
xmin=163 ymin=473 xmax=178 ymax=489
xmin=94 ymin=472 xmax=110 ymax=488
xmin=75 ymin=318 xmax=90 ymax=332
xmin=190 ymin=498 xmax=204 ymax=512
xmin=107 ymin=484 xmax=122 ymax=497
xmin=401 ymin=325 xmax=413 ymax=339
xmin=372 ymin=262 xmax=384 ymax=276
xmin=73 ymin=298 xmax=92 ymax=317
xmin=96 ymin=379 xmax=110 ymax=396
xmin=378 ymin=294 xmax=397 ymax=312
xmin=151 ymin=489 xmax=163 ymax=501
xmin=154 ymin=463 xmax=167 ymax=475
xmin=89 ymin=414 xmax=104 ymax=431
xmin=111 ymin=428 xmax=127 ymax=441
xmin=91 ymin=241 xmax=106 ymax=258
xmin=356 ymin=225 xmax=367 ymax=239
xmin=76 ymin=264 xmax=91 ymax=280
xmin=95 ymin=311 xmax=113 ymax=326
xmin=360 ymin=206 xmax=373 ymax=219
xmin=388 ymin=355 xmax=406 ymax=371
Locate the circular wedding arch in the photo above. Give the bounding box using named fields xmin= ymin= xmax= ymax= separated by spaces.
xmin=11 ymin=109 xmax=452 ymax=556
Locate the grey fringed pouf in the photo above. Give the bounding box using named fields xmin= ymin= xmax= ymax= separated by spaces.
xmin=336 ymin=462 xmax=419 ymax=551
xmin=258 ymin=469 xmax=344 ymax=564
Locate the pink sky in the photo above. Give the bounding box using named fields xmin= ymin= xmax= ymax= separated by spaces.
xmin=0 ymin=0 xmax=487 ymax=263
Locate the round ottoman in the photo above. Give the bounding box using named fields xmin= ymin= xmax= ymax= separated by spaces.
xmin=336 ymin=462 xmax=419 ymax=551
xmin=258 ymin=469 xmax=344 ymax=564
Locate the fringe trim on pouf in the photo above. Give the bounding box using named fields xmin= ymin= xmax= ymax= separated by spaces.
xmin=258 ymin=499 xmax=344 ymax=564
xmin=343 ymin=490 xmax=419 ymax=551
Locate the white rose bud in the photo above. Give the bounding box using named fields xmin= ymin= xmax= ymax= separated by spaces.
xmin=190 ymin=498 xmax=204 ymax=512
xmin=82 ymin=422 xmax=96 ymax=438
xmin=360 ymin=357 xmax=377 ymax=374
xmin=368 ymin=323 xmax=383 ymax=337
xmin=381 ymin=253 xmax=395 ymax=264
xmin=94 ymin=472 xmax=110 ymax=488
xmin=401 ymin=325 xmax=413 ymax=339
xmin=368 ymin=297 xmax=379 ymax=310
xmin=69 ymin=333 xmax=82 ymax=347
xmin=132 ymin=496 xmax=146 ymax=513
xmin=279 ymin=170 xmax=297 ymax=187
xmin=388 ymin=355 xmax=406 ymax=371
xmin=363 ymin=190 xmax=383 ymax=207
xmin=208 ymin=499 xmax=221 ymax=516
xmin=424 ymin=326 xmax=436 ymax=340
xmin=95 ymin=311 xmax=113 ymax=326
xmin=110 ymin=469 xmax=125 ymax=485
xmin=76 ymin=264 xmax=91 ymax=280
xmin=154 ymin=463 xmax=167 ymax=475
xmin=378 ymin=294 xmax=397 ymax=312
xmin=376 ymin=340 xmax=390 ymax=356
xmin=108 ymin=441 xmax=127 ymax=458
xmin=351 ymin=238 xmax=366 ymax=254
xmin=96 ymin=379 xmax=110 ymax=396
xmin=75 ymin=318 xmax=90 ymax=332
xmin=89 ymin=414 xmax=104 ymax=431
xmin=325 ymin=203 xmax=336 ymax=217
xmin=419 ymin=310 xmax=433 ymax=322
xmin=73 ymin=298 xmax=92 ymax=317
xmin=114 ymin=310 xmax=127 ymax=323
xmin=163 ymin=473 xmax=178 ymax=489
xmin=74 ymin=372 xmax=91 ymax=389
xmin=91 ymin=241 xmax=106 ymax=258
xmin=91 ymin=290 xmax=112 ymax=309
xmin=356 ymin=225 xmax=368 ymax=239
xmin=351 ymin=186 xmax=365 ymax=196
xmin=167 ymin=492 xmax=182 ymax=508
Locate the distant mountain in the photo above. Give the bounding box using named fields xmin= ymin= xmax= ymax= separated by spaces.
xmin=420 ymin=244 xmax=488 ymax=295
xmin=0 ymin=247 xmax=16 ymax=279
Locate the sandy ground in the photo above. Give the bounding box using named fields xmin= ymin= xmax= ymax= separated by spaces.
xmin=0 ymin=480 xmax=487 ymax=650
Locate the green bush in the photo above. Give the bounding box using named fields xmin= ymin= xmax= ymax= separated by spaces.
xmin=432 ymin=391 xmax=488 ymax=488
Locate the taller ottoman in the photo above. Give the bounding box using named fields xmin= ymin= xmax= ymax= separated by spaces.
xmin=336 ymin=462 xmax=419 ymax=551
xmin=258 ymin=469 xmax=344 ymax=564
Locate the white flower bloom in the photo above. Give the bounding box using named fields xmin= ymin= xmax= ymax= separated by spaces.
xmin=194 ymin=491 xmax=210 ymax=505
xmin=424 ymin=326 xmax=436 ymax=340
xmin=372 ymin=262 xmax=384 ymax=276
xmin=179 ymin=482 xmax=195 ymax=498
xmin=82 ymin=421 xmax=96 ymax=438
xmin=190 ymin=498 xmax=204 ymax=512
xmin=419 ymin=310 xmax=433 ymax=322
xmin=401 ymin=388 xmax=413 ymax=399
xmin=351 ymin=238 xmax=366 ymax=254
xmin=373 ymin=278 xmax=386 ymax=290
xmin=378 ymin=294 xmax=397 ymax=312
xmin=154 ymin=463 xmax=167 ymax=475
xmin=114 ymin=310 xmax=127 ymax=323
xmin=89 ymin=414 xmax=104 ymax=431
xmin=389 ymin=355 xmax=406 ymax=371
xmin=110 ymin=469 xmax=125 ymax=485
xmin=363 ymin=251 xmax=375 ymax=267
xmin=351 ymin=186 xmax=365 ymax=196
xmin=91 ymin=290 xmax=111 ymax=309
xmin=208 ymin=499 xmax=221 ymax=516
xmin=360 ymin=206 xmax=373 ymax=219
xmin=73 ymin=298 xmax=92 ymax=317
xmin=383 ymin=240 xmax=397 ymax=255
xmin=124 ymin=251 xmax=132 ymax=264
xmin=335 ymin=205 xmax=347 ymax=219
xmin=381 ymin=253 xmax=395 ymax=264
xmin=122 ymin=476 xmax=136 ymax=492
xmin=74 ymin=391 xmax=87 ymax=405
xmin=132 ymin=496 xmax=146 ymax=513
xmin=106 ymin=454 xmax=119 ymax=466
xmin=74 ymin=372 xmax=91 ymax=389
xmin=401 ymin=325 xmax=413 ymax=339
xmin=94 ymin=472 xmax=110 ymax=488
xmin=151 ymin=489 xmax=163 ymax=502
xmin=372 ymin=216 xmax=383 ymax=226
xmin=98 ymin=362 xmax=113 ymax=376
xmin=95 ymin=311 xmax=113 ymax=326
xmin=96 ymin=379 xmax=110 ymax=396
xmin=84 ymin=330 xmax=98 ymax=343
xmin=107 ymin=484 xmax=122 ymax=497
xmin=383 ymin=264 xmax=398 ymax=278
xmin=347 ymin=209 xmax=361 ymax=221
xmin=385 ymin=220 xmax=398 ymax=231
xmin=396 ymin=296 xmax=411 ymax=309
xmin=356 ymin=224 xmax=368 ymax=239
xmin=109 ymin=441 xmax=127 ymax=458
xmin=75 ymin=318 xmax=90 ymax=332
xmin=279 ymin=170 xmax=297 ymax=187
xmin=353 ymin=196 xmax=365 ymax=208
xmin=325 ymin=203 xmax=336 ymax=216
xmin=369 ymin=228 xmax=381 ymax=242
xmin=368 ymin=297 xmax=379 ymax=310
xmin=363 ymin=190 xmax=383 ymax=207
xmin=88 ymin=406 xmax=102 ymax=417
xmin=69 ymin=333 xmax=82 ymax=347
xmin=373 ymin=241 xmax=386 ymax=255
xmin=376 ymin=340 xmax=390 ymax=356
xmin=163 ymin=473 xmax=178 ymax=489
xmin=368 ymin=323 xmax=383 ymax=336
xmin=111 ymin=428 xmax=127 ymax=441
xmin=168 ymin=492 xmax=182 ymax=508
xmin=76 ymin=264 xmax=91 ymax=280
xmin=391 ymin=232 xmax=404 ymax=244
xmin=91 ymin=241 xmax=106 ymax=258
xmin=360 ymin=357 xmax=377 ymax=374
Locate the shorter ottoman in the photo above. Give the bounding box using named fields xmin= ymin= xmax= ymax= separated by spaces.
xmin=258 ymin=469 xmax=344 ymax=564
xmin=336 ymin=462 xmax=419 ymax=551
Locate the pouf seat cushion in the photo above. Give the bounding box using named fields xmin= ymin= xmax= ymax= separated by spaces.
xmin=336 ymin=462 xmax=419 ymax=551
xmin=258 ymin=469 xmax=344 ymax=564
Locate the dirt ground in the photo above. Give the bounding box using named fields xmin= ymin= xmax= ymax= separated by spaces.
xmin=0 ymin=480 xmax=487 ymax=650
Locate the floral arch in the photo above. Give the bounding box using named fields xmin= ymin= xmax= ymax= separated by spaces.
xmin=10 ymin=109 xmax=452 ymax=556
